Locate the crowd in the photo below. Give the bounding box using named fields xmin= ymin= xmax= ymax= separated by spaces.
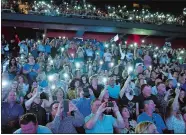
xmin=1 ymin=0 xmax=186 ymax=25
xmin=1 ymin=33 xmax=186 ymax=134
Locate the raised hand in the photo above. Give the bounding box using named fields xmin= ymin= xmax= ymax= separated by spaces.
xmin=97 ymin=102 xmax=107 ymax=115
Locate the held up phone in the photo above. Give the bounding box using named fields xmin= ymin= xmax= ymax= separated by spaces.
xmin=177 ymin=83 xmax=181 ymax=88
xmin=107 ymin=101 xmax=114 ymax=107
xmin=63 ymin=99 xmax=69 ymax=114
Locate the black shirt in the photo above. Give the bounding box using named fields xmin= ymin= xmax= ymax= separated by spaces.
xmin=136 ymin=94 xmax=160 ymax=110
xmin=89 ymin=84 xmax=104 ymax=98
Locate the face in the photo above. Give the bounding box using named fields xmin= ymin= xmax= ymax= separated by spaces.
xmin=57 ymin=90 xmax=63 ymax=99
xmin=173 ymin=72 xmax=178 ymax=78
xmin=103 ymin=90 xmax=109 ymax=99
xmin=8 ymin=91 xmax=16 ymax=102
xmin=21 ymin=122 xmax=38 ymax=134
xmin=32 ymin=82 xmax=38 ymax=88
xmin=75 ymin=81 xmax=80 ymax=88
xmin=28 ymin=56 xmax=35 ymax=63
xmin=168 ymin=80 xmax=173 ymax=88
xmin=18 ymin=76 xmax=24 ymax=83
xmin=11 ymin=59 xmax=16 ymax=64
xmin=151 ymin=71 xmax=157 ymax=79
xmin=157 ymin=83 xmax=166 ymax=94
xmin=91 ymin=100 xmax=102 ymax=114
xmin=51 ymin=103 xmax=60 ymax=117
xmin=82 ymin=76 xmax=86 ymax=82
xmin=114 ymin=67 xmax=119 ymax=74
xmin=146 ymin=100 xmax=156 ymax=112
xmin=32 ymin=88 xmax=40 ymax=98
xmin=137 ymin=66 xmax=143 ymax=74
xmin=122 ymin=107 xmax=130 ymax=118
xmin=46 ymin=65 xmax=52 ymax=71
xmin=147 ymin=124 xmax=159 ymax=134
xmin=64 ymin=66 xmax=69 ymax=72
xmin=92 ymin=77 xmax=98 ymax=85
xmin=139 ymin=74 xmax=145 ymax=79
xmin=142 ymin=86 xmax=152 ymax=97
xmin=179 ymin=91 xmax=185 ymax=99
xmin=109 ymin=77 xmax=115 ymax=86
xmin=12 ymin=81 xmax=18 ymax=89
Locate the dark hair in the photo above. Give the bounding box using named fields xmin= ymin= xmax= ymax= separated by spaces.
xmin=156 ymin=82 xmax=164 ymax=87
xmin=8 ymin=57 xmax=17 ymax=68
xmin=81 ymin=74 xmax=89 ymax=83
xmin=50 ymin=101 xmax=60 ymax=111
xmin=141 ymin=84 xmax=150 ymax=92
xmin=19 ymin=113 xmax=37 ymax=125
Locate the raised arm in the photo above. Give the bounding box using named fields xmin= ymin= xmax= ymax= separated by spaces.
xmin=25 ymin=88 xmax=38 ymax=110
xmin=42 ymin=87 xmax=53 ymax=108
xmin=172 ymin=88 xmax=180 ymax=110
xmin=112 ymin=101 xmax=125 ymax=129
xmin=120 ymin=75 xmax=131 ymax=98
xmin=84 ymin=102 xmax=107 ymax=129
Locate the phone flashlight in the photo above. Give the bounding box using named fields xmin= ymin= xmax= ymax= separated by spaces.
xmin=48 ymin=75 xmax=54 ymax=81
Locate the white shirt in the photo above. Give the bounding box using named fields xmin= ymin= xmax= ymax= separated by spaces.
xmin=104 ymin=52 xmax=112 ymax=62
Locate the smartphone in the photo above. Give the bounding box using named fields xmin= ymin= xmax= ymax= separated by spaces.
xmin=177 ymin=83 xmax=181 ymax=88
xmin=107 ymin=102 xmax=114 ymax=107
xmin=63 ymin=99 xmax=69 ymax=113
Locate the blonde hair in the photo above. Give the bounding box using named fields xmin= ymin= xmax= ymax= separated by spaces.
xmin=135 ymin=121 xmax=154 ymax=134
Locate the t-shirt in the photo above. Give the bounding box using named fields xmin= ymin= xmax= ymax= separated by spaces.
xmin=23 ymin=63 xmax=40 ymax=80
xmin=14 ymin=125 xmax=52 ymax=134
xmin=137 ymin=112 xmax=166 ymax=133
xmin=104 ymin=52 xmax=112 ymax=62
xmin=107 ymin=85 xmax=120 ymax=99
xmin=85 ymin=113 xmax=116 ymax=133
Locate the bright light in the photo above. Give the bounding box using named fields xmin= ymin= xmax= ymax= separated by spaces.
xmin=177 ymin=83 xmax=180 ymax=87
xmin=181 ymin=50 xmax=184 ymax=54
xmin=128 ymin=66 xmax=133 ymax=74
xmin=149 ymin=65 xmax=152 ymax=69
xmin=142 ymin=40 xmax=145 ymax=43
xmin=103 ymin=77 xmax=107 ymax=84
xmin=110 ymin=62 xmax=114 ymax=67
xmin=154 ymin=54 xmax=157 ymax=58
xmin=105 ymin=44 xmax=109 ymax=48
xmin=64 ymin=73 xmax=68 ymax=78
xmin=59 ymin=36 xmax=61 ymax=39
xmin=100 ymin=60 xmax=103 ymax=65
xmin=51 ymin=85 xmax=56 ymax=89
xmin=125 ymin=41 xmax=127 ymax=44
xmin=75 ymin=62 xmax=80 ymax=69
xmin=164 ymin=48 xmax=167 ymax=51
xmin=63 ymin=36 xmax=65 ymax=39
xmin=48 ymin=75 xmax=54 ymax=81
xmin=43 ymin=34 xmax=45 ymax=37
xmin=155 ymin=47 xmax=159 ymax=50
xmin=2 ymin=80 xmax=8 ymax=87
xmin=50 ymin=60 xmax=53 ymax=64
xmin=61 ymin=48 xmax=64 ymax=52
